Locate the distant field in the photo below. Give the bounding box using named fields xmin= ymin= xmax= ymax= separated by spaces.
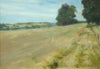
xmin=0 ymin=23 xmax=100 ymax=69
xmin=0 ymin=23 xmax=55 ymax=30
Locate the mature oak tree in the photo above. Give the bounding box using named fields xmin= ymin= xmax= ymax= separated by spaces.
xmin=82 ymin=0 xmax=100 ymax=25
xmin=56 ymin=3 xmax=77 ymax=26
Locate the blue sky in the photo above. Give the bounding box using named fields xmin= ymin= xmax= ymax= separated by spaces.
xmin=0 ymin=0 xmax=85 ymax=23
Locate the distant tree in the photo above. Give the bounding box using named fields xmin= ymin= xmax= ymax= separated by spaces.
xmin=35 ymin=25 xmax=40 ymax=28
xmin=6 ymin=26 xmax=10 ymax=30
xmin=32 ymin=25 xmax=36 ymax=28
xmin=82 ymin=0 xmax=100 ymax=25
xmin=0 ymin=24 xmax=10 ymax=30
xmin=25 ymin=26 xmax=30 ymax=29
xmin=0 ymin=24 xmax=7 ymax=30
xmin=56 ymin=3 xmax=77 ymax=26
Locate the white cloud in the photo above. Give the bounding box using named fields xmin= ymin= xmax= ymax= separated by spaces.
xmin=0 ymin=0 xmax=85 ymax=23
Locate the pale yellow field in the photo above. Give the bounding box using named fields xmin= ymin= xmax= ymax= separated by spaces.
xmin=0 ymin=23 xmax=100 ymax=69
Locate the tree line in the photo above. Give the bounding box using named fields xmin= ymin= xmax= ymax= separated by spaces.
xmin=0 ymin=23 xmax=55 ymax=30
xmin=56 ymin=0 xmax=100 ymax=25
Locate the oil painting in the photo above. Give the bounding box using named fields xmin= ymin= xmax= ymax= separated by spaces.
xmin=0 ymin=0 xmax=100 ymax=69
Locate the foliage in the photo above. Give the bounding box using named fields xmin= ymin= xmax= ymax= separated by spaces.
xmin=82 ymin=0 xmax=100 ymax=25
xmin=0 ymin=23 xmax=55 ymax=30
xmin=0 ymin=24 xmax=10 ymax=30
xmin=56 ymin=3 xmax=77 ymax=26
xmin=47 ymin=60 xmax=58 ymax=69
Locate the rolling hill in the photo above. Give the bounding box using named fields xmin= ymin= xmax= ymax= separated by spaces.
xmin=0 ymin=23 xmax=100 ymax=69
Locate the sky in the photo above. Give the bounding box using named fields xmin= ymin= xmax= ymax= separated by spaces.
xmin=0 ymin=0 xmax=85 ymax=24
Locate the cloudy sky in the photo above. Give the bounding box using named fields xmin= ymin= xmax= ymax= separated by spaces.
xmin=0 ymin=0 xmax=85 ymax=23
